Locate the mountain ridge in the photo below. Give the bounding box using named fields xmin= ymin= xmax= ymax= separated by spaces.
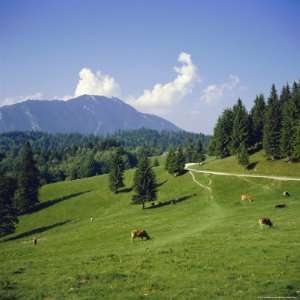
xmin=0 ymin=95 xmax=180 ymax=134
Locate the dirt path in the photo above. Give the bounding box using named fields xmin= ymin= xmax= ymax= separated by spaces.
xmin=188 ymin=171 xmax=214 ymax=200
xmin=185 ymin=163 xmax=300 ymax=182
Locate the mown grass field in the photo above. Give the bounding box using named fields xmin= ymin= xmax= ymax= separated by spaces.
xmin=1 ymin=160 xmax=300 ymax=299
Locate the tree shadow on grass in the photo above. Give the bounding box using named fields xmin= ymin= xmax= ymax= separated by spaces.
xmin=145 ymin=194 xmax=196 ymax=209
xmin=28 ymin=190 xmax=91 ymax=214
xmin=2 ymin=220 xmax=71 ymax=242
xmin=118 ymin=187 xmax=133 ymax=193
xmin=247 ymin=161 xmax=258 ymax=170
xmin=156 ymin=180 xmax=168 ymax=188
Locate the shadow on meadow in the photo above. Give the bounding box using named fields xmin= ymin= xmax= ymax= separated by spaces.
xmin=29 ymin=190 xmax=91 ymax=213
xmin=2 ymin=220 xmax=71 ymax=242
xmin=146 ymin=194 xmax=196 ymax=209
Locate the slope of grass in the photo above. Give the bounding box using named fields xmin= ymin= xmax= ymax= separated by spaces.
xmin=196 ymin=150 xmax=300 ymax=177
xmin=0 ymin=164 xmax=300 ymax=299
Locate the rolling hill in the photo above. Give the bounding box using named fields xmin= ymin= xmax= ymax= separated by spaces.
xmin=0 ymin=157 xmax=300 ymax=299
xmin=0 ymin=95 xmax=179 ymax=134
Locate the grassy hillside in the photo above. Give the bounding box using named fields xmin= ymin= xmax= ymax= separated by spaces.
xmin=1 ymin=163 xmax=300 ymax=299
xmin=196 ymin=151 xmax=300 ymax=177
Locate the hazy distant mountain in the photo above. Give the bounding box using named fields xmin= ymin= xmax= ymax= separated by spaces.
xmin=0 ymin=95 xmax=180 ymax=134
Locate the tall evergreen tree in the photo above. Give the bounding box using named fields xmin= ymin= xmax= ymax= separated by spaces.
xmin=109 ymin=148 xmax=125 ymax=193
xmin=194 ymin=139 xmax=205 ymax=162
xmin=231 ymin=99 xmax=249 ymax=154
xmin=132 ymin=155 xmax=157 ymax=209
xmin=237 ymin=142 xmax=249 ymax=168
xmin=0 ymin=175 xmax=18 ymax=236
xmin=250 ymin=94 xmax=266 ymax=148
xmin=263 ymin=84 xmax=282 ymax=160
xmin=80 ymin=153 xmax=97 ymax=178
xmin=15 ymin=142 xmax=40 ymax=213
xmin=292 ymin=122 xmax=300 ymax=161
xmin=280 ymin=85 xmax=297 ymax=159
xmin=213 ymin=109 xmax=234 ymax=158
xmin=175 ymin=146 xmax=186 ymax=175
xmin=165 ymin=147 xmax=177 ymax=174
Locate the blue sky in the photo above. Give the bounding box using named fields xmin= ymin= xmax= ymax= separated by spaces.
xmin=0 ymin=0 xmax=299 ymax=134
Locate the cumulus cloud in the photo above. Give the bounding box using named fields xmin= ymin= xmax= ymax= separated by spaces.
xmin=129 ymin=52 xmax=197 ymax=112
xmin=74 ymin=68 xmax=121 ymax=98
xmin=200 ymin=75 xmax=240 ymax=104
xmin=1 ymin=92 xmax=43 ymax=107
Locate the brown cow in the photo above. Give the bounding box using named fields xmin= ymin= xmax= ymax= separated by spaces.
xmin=131 ymin=229 xmax=150 ymax=241
xmin=241 ymin=194 xmax=253 ymax=202
xmin=259 ymin=218 xmax=273 ymax=228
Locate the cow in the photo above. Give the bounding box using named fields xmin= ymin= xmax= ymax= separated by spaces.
xmin=275 ymin=204 xmax=287 ymax=208
xmin=33 ymin=237 xmax=38 ymax=245
xmin=131 ymin=229 xmax=151 ymax=241
xmin=241 ymin=194 xmax=253 ymax=202
xmin=259 ymin=218 xmax=273 ymax=228
xmin=283 ymin=191 xmax=290 ymax=197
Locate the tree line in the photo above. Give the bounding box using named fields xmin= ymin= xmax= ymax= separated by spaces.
xmin=0 ymin=129 xmax=208 ymax=184
xmin=209 ymin=80 xmax=300 ymax=166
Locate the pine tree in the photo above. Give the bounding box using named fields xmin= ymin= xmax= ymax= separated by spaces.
xmin=292 ymin=122 xmax=300 ymax=161
xmin=193 ymin=139 xmax=205 ymax=162
xmin=153 ymin=158 xmax=159 ymax=167
xmin=250 ymin=94 xmax=266 ymax=148
xmin=214 ymin=109 xmax=234 ymax=158
xmin=263 ymin=84 xmax=282 ymax=160
xmin=80 ymin=153 xmax=97 ymax=178
xmin=237 ymin=142 xmax=249 ymax=168
xmin=165 ymin=147 xmax=177 ymax=174
xmin=0 ymin=175 xmax=18 ymax=236
xmin=132 ymin=155 xmax=157 ymax=209
xmin=109 ymin=148 xmax=125 ymax=193
xmin=231 ymin=99 xmax=249 ymax=154
xmin=280 ymin=86 xmax=297 ymax=159
xmin=15 ymin=142 xmax=40 ymax=213
xmin=175 ymin=146 xmax=186 ymax=175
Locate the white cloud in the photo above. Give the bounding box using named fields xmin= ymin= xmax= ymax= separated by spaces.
xmin=128 ymin=52 xmax=197 ymax=112
xmin=200 ymin=75 xmax=240 ymax=104
xmin=1 ymin=92 xmax=43 ymax=107
xmin=74 ymin=68 xmax=121 ymax=98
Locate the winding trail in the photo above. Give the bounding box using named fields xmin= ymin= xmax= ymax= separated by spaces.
xmin=185 ymin=163 xmax=300 ymax=182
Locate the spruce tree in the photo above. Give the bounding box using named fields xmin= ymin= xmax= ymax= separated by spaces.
xmin=165 ymin=147 xmax=177 ymax=174
xmin=109 ymin=148 xmax=125 ymax=193
xmin=292 ymin=122 xmax=300 ymax=161
xmin=231 ymin=99 xmax=249 ymax=154
xmin=80 ymin=153 xmax=97 ymax=178
xmin=0 ymin=175 xmax=18 ymax=236
xmin=214 ymin=109 xmax=234 ymax=158
xmin=15 ymin=142 xmax=40 ymax=213
xmin=194 ymin=139 xmax=205 ymax=162
xmin=237 ymin=142 xmax=249 ymax=168
xmin=132 ymin=154 xmax=157 ymax=209
xmin=175 ymin=146 xmax=186 ymax=175
xmin=250 ymin=94 xmax=266 ymax=148
xmin=263 ymin=84 xmax=282 ymax=160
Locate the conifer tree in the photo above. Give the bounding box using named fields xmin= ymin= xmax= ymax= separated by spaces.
xmin=80 ymin=153 xmax=97 ymax=178
xmin=263 ymin=84 xmax=282 ymax=159
xmin=109 ymin=148 xmax=125 ymax=193
xmin=292 ymin=122 xmax=300 ymax=161
xmin=237 ymin=142 xmax=249 ymax=168
xmin=15 ymin=142 xmax=40 ymax=213
xmin=132 ymin=154 xmax=157 ymax=209
xmin=194 ymin=139 xmax=205 ymax=162
xmin=165 ymin=147 xmax=177 ymax=174
xmin=0 ymin=175 xmax=18 ymax=236
xmin=175 ymin=146 xmax=186 ymax=175
xmin=250 ymin=94 xmax=266 ymax=148
xmin=214 ymin=109 xmax=234 ymax=158
xmin=231 ymin=99 xmax=249 ymax=154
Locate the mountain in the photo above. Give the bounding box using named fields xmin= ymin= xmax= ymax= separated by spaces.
xmin=0 ymin=95 xmax=180 ymax=134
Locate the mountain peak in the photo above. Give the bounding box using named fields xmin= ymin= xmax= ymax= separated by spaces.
xmin=0 ymin=95 xmax=179 ymax=135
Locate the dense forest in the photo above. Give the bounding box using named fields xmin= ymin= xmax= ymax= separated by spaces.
xmin=0 ymin=129 xmax=209 ymax=184
xmin=209 ymin=80 xmax=300 ymax=165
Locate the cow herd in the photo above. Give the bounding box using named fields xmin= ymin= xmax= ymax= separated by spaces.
xmin=241 ymin=191 xmax=290 ymax=229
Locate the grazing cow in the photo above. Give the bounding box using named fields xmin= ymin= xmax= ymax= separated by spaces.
xmin=275 ymin=204 xmax=287 ymax=208
xmin=33 ymin=237 xmax=38 ymax=245
xmin=90 ymin=217 xmax=94 ymax=222
xmin=283 ymin=191 xmax=290 ymax=197
xmin=131 ymin=229 xmax=150 ymax=241
xmin=241 ymin=194 xmax=253 ymax=202
xmin=259 ymin=218 xmax=273 ymax=228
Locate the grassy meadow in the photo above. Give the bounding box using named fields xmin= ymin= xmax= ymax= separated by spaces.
xmin=1 ymin=160 xmax=300 ymax=299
